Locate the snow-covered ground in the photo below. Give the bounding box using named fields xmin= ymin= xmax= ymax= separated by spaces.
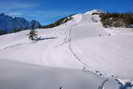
xmin=0 ymin=59 xmax=120 ymax=89
xmin=0 ymin=10 xmax=133 ymax=89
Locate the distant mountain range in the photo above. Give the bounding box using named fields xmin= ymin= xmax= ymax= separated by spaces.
xmin=0 ymin=13 xmax=42 ymax=34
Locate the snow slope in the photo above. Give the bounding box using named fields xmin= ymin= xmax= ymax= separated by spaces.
xmin=0 ymin=10 xmax=133 ymax=89
xmin=0 ymin=59 xmax=119 ymax=89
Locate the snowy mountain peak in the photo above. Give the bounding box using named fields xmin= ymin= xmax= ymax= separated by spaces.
xmin=84 ymin=9 xmax=104 ymax=15
xmin=0 ymin=13 xmax=42 ymax=33
xmin=71 ymin=9 xmax=103 ymax=24
xmin=72 ymin=14 xmax=83 ymax=23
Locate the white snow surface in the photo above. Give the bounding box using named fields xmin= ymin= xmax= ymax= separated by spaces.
xmin=0 ymin=10 xmax=133 ymax=89
xmin=0 ymin=59 xmax=119 ymax=89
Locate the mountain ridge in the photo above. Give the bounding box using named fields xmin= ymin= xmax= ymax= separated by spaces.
xmin=42 ymin=9 xmax=133 ymax=29
xmin=0 ymin=13 xmax=41 ymax=34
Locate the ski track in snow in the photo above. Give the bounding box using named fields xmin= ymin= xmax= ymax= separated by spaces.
xmin=55 ymin=20 xmax=110 ymax=88
xmin=67 ymin=24 xmax=111 ymax=89
xmin=54 ymin=20 xmax=109 ymax=88
xmin=61 ymin=20 xmax=133 ymax=89
xmin=98 ymin=79 xmax=109 ymax=89
xmin=1 ymin=10 xmax=133 ymax=89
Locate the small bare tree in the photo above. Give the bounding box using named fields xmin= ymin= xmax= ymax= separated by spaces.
xmin=28 ymin=29 xmax=38 ymax=40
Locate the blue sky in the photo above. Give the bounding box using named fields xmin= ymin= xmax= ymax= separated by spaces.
xmin=0 ymin=0 xmax=133 ymax=25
